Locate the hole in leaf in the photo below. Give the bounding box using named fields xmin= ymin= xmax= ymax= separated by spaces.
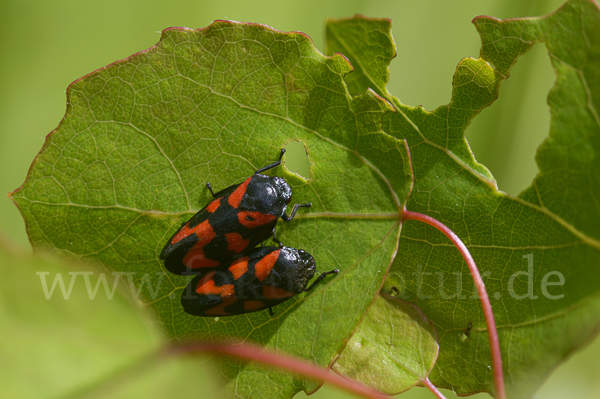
xmin=283 ymin=140 xmax=310 ymax=180
xmin=466 ymin=44 xmax=554 ymax=196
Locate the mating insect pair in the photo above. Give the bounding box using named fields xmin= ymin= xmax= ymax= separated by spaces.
xmin=160 ymin=149 xmax=338 ymax=317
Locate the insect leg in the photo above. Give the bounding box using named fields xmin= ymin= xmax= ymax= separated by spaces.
xmin=206 ymin=182 xmax=217 ymax=198
xmin=305 ymin=269 xmax=339 ymax=292
xmin=281 ymin=203 xmax=312 ymax=222
xmin=268 ymin=307 xmax=275 ymax=316
xmin=270 ymin=228 xmax=284 ymax=248
xmin=255 ymin=148 xmax=285 ymax=174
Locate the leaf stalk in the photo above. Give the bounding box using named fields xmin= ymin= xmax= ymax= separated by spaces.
xmin=170 ymin=342 xmax=392 ymax=399
xmin=423 ymin=377 xmax=448 ymax=399
xmin=401 ymin=210 xmax=506 ymax=399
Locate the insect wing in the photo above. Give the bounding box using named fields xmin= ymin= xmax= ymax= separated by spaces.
xmin=182 ymin=270 xmax=237 ymax=316
xmin=180 ymin=247 xmax=301 ymax=317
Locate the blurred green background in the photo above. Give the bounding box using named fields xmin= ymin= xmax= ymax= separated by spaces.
xmin=2 ymin=0 xmax=598 ymax=397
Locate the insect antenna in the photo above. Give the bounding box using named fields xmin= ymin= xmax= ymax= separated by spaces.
xmin=255 ymin=148 xmax=286 ymax=174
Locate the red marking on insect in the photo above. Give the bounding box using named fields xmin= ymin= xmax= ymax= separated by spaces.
xmin=243 ymin=300 xmax=266 ymax=312
xmin=225 ymin=232 xmax=250 ymax=253
xmin=254 ymin=249 xmax=281 ymax=282
xmin=228 ymin=177 xmax=251 ymax=209
xmin=228 ymin=258 xmax=249 ymax=280
xmin=183 ymin=248 xmax=221 ymax=269
xmin=174 ymin=220 xmax=219 ymax=268
xmin=195 ymin=271 xmax=234 ymax=297
xmin=171 ymin=224 xmax=193 ymax=245
xmin=262 ymin=285 xmax=295 ymax=300
xmin=171 ymin=219 xmax=216 ymax=245
xmin=237 ymin=211 xmax=277 ymax=229
xmin=206 ymin=198 xmax=221 ymax=213
xmin=204 ymin=296 xmax=236 ymax=316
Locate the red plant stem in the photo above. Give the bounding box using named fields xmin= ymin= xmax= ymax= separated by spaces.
xmin=423 ymin=377 xmax=447 ymax=399
xmin=171 ymin=342 xmax=392 ymax=399
xmin=402 ymin=210 xmax=506 ymax=399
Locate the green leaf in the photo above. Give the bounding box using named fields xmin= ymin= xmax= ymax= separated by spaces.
xmin=10 ymin=22 xmax=413 ymax=398
xmin=332 ymin=293 xmax=438 ymax=394
xmin=0 ymin=237 xmax=219 ymax=398
xmin=325 ymin=17 xmax=395 ymax=98
xmin=327 ymin=1 xmax=600 ymax=397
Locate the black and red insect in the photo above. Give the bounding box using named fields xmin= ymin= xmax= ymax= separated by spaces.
xmin=181 ymin=246 xmax=339 ymax=316
xmin=160 ymin=149 xmax=311 ymax=275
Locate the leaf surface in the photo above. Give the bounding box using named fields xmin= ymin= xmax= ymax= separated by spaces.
xmin=325 ymin=17 xmax=395 ymax=98
xmin=327 ymin=1 xmax=600 ymax=397
xmin=10 ymin=22 xmax=413 ymax=398
xmin=332 ymin=293 xmax=438 ymax=395
xmin=0 ymin=237 xmax=218 ymax=399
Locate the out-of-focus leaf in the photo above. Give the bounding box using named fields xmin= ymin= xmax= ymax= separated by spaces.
xmin=10 ymin=21 xmax=413 ymax=398
xmin=327 ymin=1 xmax=600 ymax=397
xmin=333 ymin=293 xmax=438 ymax=394
xmin=0 ymin=237 xmax=218 ymax=398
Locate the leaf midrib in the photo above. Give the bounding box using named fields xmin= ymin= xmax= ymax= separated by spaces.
xmin=19 ymin=199 xmax=401 ymax=219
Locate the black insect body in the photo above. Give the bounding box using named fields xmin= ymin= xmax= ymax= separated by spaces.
xmin=181 ymin=246 xmax=339 ymax=317
xmin=160 ymin=149 xmax=311 ymax=275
